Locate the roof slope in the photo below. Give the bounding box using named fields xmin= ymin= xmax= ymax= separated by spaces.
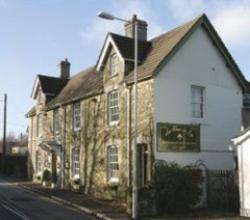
xmin=28 ymin=13 xmax=247 ymax=114
xmin=45 ymin=67 xmax=103 ymax=110
xmin=125 ymin=14 xmax=247 ymax=89
xmin=125 ymin=15 xmax=202 ymax=83
xmin=110 ymin=33 xmax=151 ymax=61
xmin=38 ymin=75 xmax=69 ymax=95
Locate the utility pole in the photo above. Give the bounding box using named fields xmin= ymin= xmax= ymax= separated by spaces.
xmin=1 ymin=94 xmax=7 ymax=173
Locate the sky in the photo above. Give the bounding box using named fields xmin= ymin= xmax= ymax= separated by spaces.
xmin=0 ymin=0 xmax=249 ymax=137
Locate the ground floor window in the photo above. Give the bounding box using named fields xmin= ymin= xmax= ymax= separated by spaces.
xmin=107 ymin=145 xmax=119 ymax=182
xmin=72 ymin=147 xmax=80 ymax=177
xmin=36 ymin=150 xmax=42 ymax=173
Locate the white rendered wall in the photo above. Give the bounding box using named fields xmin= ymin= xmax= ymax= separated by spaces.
xmin=238 ymin=139 xmax=250 ymax=217
xmin=154 ymin=26 xmax=242 ymax=170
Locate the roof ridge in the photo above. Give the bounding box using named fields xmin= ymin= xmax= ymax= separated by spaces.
xmin=37 ymin=74 xmax=62 ymax=79
xmin=150 ymin=14 xmax=203 ymax=42
xmin=70 ymin=65 xmax=96 ymax=79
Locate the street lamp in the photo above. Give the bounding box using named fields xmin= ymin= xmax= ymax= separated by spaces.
xmin=98 ymin=11 xmax=139 ymax=219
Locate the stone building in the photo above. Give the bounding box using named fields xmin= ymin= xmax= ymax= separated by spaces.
xmin=27 ymin=14 xmax=248 ymax=203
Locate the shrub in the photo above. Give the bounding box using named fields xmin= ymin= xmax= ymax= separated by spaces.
xmin=42 ymin=169 xmax=51 ymax=182
xmin=151 ymin=161 xmax=204 ymax=214
xmin=51 ymin=171 xmax=57 ymax=183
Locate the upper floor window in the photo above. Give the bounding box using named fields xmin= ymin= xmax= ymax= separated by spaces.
xmin=191 ymin=85 xmax=205 ymax=118
xmin=110 ymin=54 xmax=118 ymax=76
xmin=108 ymin=91 xmax=119 ymax=125
xmin=73 ymin=102 xmax=81 ymax=131
xmin=36 ymin=150 xmax=42 ymax=173
xmin=107 ymin=145 xmax=119 ymax=182
xmin=36 ymin=114 xmax=42 ymax=137
xmin=53 ymin=108 xmax=60 ymax=134
xmin=72 ymin=147 xmax=80 ymax=177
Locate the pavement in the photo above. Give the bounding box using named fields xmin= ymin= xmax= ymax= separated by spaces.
xmin=1 ymin=175 xmax=129 ymax=220
xmin=0 ymin=175 xmax=247 ymax=220
xmin=0 ymin=176 xmax=97 ymax=220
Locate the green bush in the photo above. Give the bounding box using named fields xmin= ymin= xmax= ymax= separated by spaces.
xmin=151 ymin=161 xmax=204 ymax=214
xmin=51 ymin=171 xmax=57 ymax=183
xmin=42 ymin=169 xmax=51 ymax=182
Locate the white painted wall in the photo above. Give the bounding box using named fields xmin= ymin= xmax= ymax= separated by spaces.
xmin=154 ymin=26 xmax=242 ymax=170
xmin=232 ymin=131 xmax=250 ymax=217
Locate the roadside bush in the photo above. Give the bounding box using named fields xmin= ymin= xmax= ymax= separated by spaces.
xmin=51 ymin=171 xmax=57 ymax=183
xmin=42 ymin=169 xmax=51 ymax=182
xmin=151 ymin=161 xmax=204 ymax=214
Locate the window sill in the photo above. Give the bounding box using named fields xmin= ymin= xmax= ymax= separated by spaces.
xmin=109 ymin=121 xmax=119 ymax=127
xmin=191 ymin=117 xmax=207 ymax=125
xmin=108 ymin=178 xmax=119 ymax=186
xmin=109 ymin=73 xmax=119 ymax=79
xmin=73 ymin=128 xmax=81 ymax=133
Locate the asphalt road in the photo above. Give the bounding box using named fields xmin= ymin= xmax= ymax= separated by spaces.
xmin=0 ymin=177 xmax=97 ymax=220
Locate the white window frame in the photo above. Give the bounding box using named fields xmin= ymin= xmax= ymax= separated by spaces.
xmin=110 ymin=53 xmax=118 ymax=76
xmin=107 ymin=145 xmax=119 ymax=183
xmin=73 ymin=102 xmax=81 ymax=131
xmin=36 ymin=114 xmax=42 ymax=137
xmin=36 ymin=150 xmax=42 ymax=173
xmin=108 ymin=90 xmax=119 ymax=125
xmin=53 ymin=108 xmax=60 ymax=134
xmin=191 ymin=85 xmax=205 ymax=119
xmin=72 ymin=147 xmax=80 ymax=177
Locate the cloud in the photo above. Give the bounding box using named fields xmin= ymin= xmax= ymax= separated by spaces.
xmin=166 ymin=0 xmax=207 ymax=21
xmin=80 ymin=1 xmax=165 ymax=49
xmin=0 ymin=0 xmax=6 ymax=7
xmin=212 ymin=2 xmax=250 ymax=47
xmin=80 ymin=0 xmax=250 ymax=59
xmin=166 ymin=0 xmax=250 ymax=47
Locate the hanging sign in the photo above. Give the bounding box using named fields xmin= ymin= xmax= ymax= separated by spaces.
xmin=157 ymin=122 xmax=200 ymax=152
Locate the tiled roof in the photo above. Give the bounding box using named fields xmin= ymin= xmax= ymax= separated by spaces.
xmin=110 ymin=33 xmax=151 ymax=61
xmin=125 ymin=15 xmax=201 ymax=83
xmin=45 ymin=67 xmax=103 ymax=110
xmin=38 ymin=75 xmax=69 ymax=95
xmin=28 ymin=13 xmax=247 ymax=114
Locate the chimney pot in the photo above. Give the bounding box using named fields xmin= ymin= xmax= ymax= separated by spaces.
xmin=58 ymin=58 xmax=70 ymax=79
xmin=125 ymin=14 xmax=148 ymax=41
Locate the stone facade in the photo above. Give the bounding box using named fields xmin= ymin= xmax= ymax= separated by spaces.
xmin=27 ymin=46 xmax=154 ymax=202
xmin=27 ymin=14 xmax=248 ymax=210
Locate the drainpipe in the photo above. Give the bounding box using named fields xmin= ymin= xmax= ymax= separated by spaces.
xmin=126 ymin=86 xmax=132 ymax=187
xmin=61 ymin=106 xmax=66 ymax=189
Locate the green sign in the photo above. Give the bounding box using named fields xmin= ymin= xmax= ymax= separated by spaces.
xmin=157 ymin=123 xmax=200 ymax=152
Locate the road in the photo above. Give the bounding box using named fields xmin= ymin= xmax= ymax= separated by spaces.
xmin=0 ymin=177 xmax=97 ymax=220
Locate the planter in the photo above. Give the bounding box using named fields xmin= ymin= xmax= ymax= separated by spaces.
xmin=51 ymin=183 xmax=57 ymax=189
xmin=72 ymin=184 xmax=80 ymax=192
xmin=42 ymin=181 xmax=50 ymax=187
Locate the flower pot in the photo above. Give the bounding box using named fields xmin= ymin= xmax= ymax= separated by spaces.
xmin=51 ymin=183 xmax=57 ymax=189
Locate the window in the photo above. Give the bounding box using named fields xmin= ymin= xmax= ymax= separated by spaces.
xmin=107 ymin=145 xmax=119 ymax=182
xmin=72 ymin=147 xmax=80 ymax=177
xmin=36 ymin=114 xmax=42 ymax=137
xmin=36 ymin=150 xmax=42 ymax=173
xmin=110 ymin=54 xmax=118 ymax=76
xmin=73 ymin=102 xmax=81 ymax=131
xmin=191 ymin=85 xmax=205 ymax=118
xmin=108 ymin=91 xmax=119 ymax=124
xmin=53 ymin=109 xmax=60 ymax=134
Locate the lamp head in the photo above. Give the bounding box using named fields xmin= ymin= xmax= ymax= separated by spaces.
xmin=98 ymin=11 xmax=115 ymax=20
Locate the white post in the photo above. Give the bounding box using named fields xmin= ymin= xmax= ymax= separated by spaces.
xmin=132 ymin=19 xmax=138 ymax=219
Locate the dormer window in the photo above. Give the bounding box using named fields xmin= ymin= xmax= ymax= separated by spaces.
xmin=110 ymin=54 xmax=118 ymax=76
xmin=53 ymin=108 xmax=60 ymax=134
xmin=73 ymin=102 xmax=81 ymax=131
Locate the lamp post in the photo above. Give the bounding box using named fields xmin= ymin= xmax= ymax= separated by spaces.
xmin=98 ymin=12 xmax=139 ymax=219
xmin=0 ymin=94 xmax=7 ymax=173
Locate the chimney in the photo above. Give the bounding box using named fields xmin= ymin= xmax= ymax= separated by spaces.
xmin=125 ymin=14 xmax=148 ymax=41
xmin=58 ymin=58 xmax=70 ymax=79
